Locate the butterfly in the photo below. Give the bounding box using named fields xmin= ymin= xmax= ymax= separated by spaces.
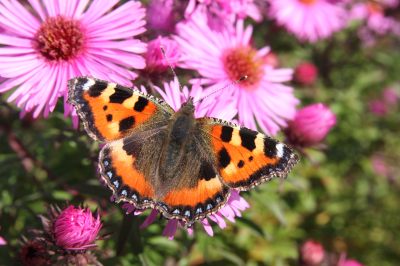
xmin=68 ymin=77 xmax=299 ymax=224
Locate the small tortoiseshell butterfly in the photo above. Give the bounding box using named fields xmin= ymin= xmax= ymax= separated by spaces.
xmin=68 ymin=77 xmax=299 ymax=224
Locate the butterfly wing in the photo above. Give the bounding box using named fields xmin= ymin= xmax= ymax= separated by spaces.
xmin=200 ymin=118 xmax=299 ymax=190
xmin=68 ymin=77 xmax=174 ymax=142
xmin=100 ymin=131 xmax=230 ymax=223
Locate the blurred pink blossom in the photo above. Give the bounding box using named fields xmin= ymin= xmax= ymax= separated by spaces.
xmin=54 ymin=206 xmax=102 ymax=250
xmin=371 ymin=154 xmax=390 ymax=177
xmin=186 ymin=0 xmax=262 ymax=31
xmin=176 ymin=9 xmax=298 ymax=135
xmin=286 ymin=103 xmax=337 ymax=147
xmin=368 ymin=100 xmax=388 ymax=116
xmin=122 ymin=79 xmax=250 ymax=239
xmin=350 ymin=0 xmax=400 ymax=35
xmin=147 ymin=0 xmax=176 ymax=33
xmin=0 ymin=236 xmax=6 ymax=246
xmin=268 ymin=0 xmax=347 ymax=42
xmin=0 ymin=0 xmax=146 ymax=124
xmin=382 ymin=87 xmax=399 ymax=106
xmin=339 ymin=258 xmax=364 ymax=266
xmin=300 ymin=240 xmax=325 ymax=265
xmin=145 ymin=36 xmax=181 ymax=73
xmin=295 ymin=62 xmax=318 ymax=86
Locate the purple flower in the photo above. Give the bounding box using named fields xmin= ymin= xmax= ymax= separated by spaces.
xmin=147 ymin=0 xmax=176 ymax=33
xmin=0 ymin=0 xmax=146 ymax=123
xmin=286 ymin=103 xmax=337 ymax=147
xmin=268 ymin=0 xmax=347 ymax=42
xmin=54 ymin=206 xmax=102 ymax=250
xmin=145 ymin=36 xmax=181 ymax=73
xmin=185 ymin=0 xmax=262 ymax=31
xmin=300 ymin=240 xmax=325 ymax=265
xmin=122 ymin=79 xmax=250 ymax=239
xmin=175 ymin=9 xmax=298 ymax=135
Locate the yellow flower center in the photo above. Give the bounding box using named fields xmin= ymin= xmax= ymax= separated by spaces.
xmin=221 ymin=46 xmax=264 ymax=90
xmin=34 ymin=16 xmax=85 ymax=61
xmin=299 ymin=0 xmax=318 ymax=5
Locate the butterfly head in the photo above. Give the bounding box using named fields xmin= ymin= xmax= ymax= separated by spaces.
xmin=179 ymin=97 xmax=195 ymax=114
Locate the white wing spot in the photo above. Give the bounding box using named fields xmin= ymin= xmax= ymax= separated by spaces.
xmin=82 ymin=79 xmax=95 ymax=91
xmin=276 ymin=143 xmax=284 ymax=158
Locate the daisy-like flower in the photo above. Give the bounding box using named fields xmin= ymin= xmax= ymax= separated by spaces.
xmin=186 ymin=0 xmax=262 ymax=31
xmin=0 ymin=0 xmax=146 ymax=123
xmin=268 ymin=0 xmax=348 ymax=42
xmin=175 ymin=10 xmax=298 ymax=135
xmin=121 ymin=78 xmax=250 ymax=239
xmin=350 ymin=0 xmax=400 ymax=39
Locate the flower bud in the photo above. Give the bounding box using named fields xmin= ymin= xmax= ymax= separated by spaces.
xmin=286 ymin=103 xmax=336 ymax=147
xmin=295 ymin=62 xmax=318 ymax=86
xmin=300 ymin=240 xmax=325 ymax=265
xmin=145 ymin=36 xmax=180 ymax=73
xmin=54 ymin=206 xmax=102 ymax=250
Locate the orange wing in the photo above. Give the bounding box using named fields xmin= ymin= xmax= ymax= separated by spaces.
xmin=68 ymin=77 xmax=174 ymax=142
xmin=100 ymin=136 xmax=230 ymax=223
xmin=202 ymin=119 xmax=299 ymax=190
xmin=99 ymin=138 xmax=157 ymax=209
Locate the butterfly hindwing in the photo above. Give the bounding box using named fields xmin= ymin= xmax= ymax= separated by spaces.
xmin=201 ymin=118 xmax=299 ymax=190
xmin=68 ymin=77 xmax=174 ymax=141
xmin=99 ymin=132 xmax=230 ymax=223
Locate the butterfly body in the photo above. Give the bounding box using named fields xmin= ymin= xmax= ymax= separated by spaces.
xmin=68 ymin=77 xmax=298 ymax=224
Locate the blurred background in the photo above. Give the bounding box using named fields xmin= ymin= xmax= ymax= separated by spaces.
xmin=0 ymin=0 xmax=399 ymax=265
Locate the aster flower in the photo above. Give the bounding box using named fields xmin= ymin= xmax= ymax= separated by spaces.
xmin=120 ymin=79 xmax=250 ymax=239
xmin=145 ymin=36 xmax=181 ymax=73
xmin=350 ymin=0 xmax=400 ymax=35
xmin=268 ymin=0 xmax=347 ymax=42
xmin=186 ymin=0 xmax=262 ymax=31
xmin=0 ymin=236 xmax=6 ymax=246
xmin=175 ymin=10 xmax=298 ymax=135
xmin=300 ymin=240 xmax=325 ymax=266
xmin=0 ymin=0 xmax=146 ymax=123
xmin=285 ymin=103 xmax=336 ymax=147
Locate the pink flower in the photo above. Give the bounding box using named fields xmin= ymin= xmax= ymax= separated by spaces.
xmin=54 ymin=206 xmax=102 ymax=250
xmin=294 ymin=62 xmax=318 ymax=86
xmin=368 ymin=100 xmax=388 ymax=116
xmin=147 ymin=0 xmax=176 ymax=33
xmin=186 ymin=0 xmax=262 ymax=31
xmin=268 ymin=0 xmax=347 ymax=42
xmin=0 ymin=0 xmax=146 ymax=123
xmin=382 ymin=87 xmax=399 ymax=106
xmin=300 ymin=240 xmax=325 ymax=265
xmin=0 ymin=236 xmax=6 ymax=246
xmin=122 ymin=79 xmax=249 ymax=239
xmin=371 ymin=154 xmax=390 ymax=177
xmin=176 ymin=10 xmax=298 ymax=135
xmin=286 ymin=103 xmax=337 ymax=147
xmin=350 ymin=1 xmax=400 ymax=35
xmin=263 ymin=51 xmax=280 ymax=68
xmin=145 ymin=36 xmax=181 ymax=73
xmin=338 ymin=258 xmax=364 ymax=266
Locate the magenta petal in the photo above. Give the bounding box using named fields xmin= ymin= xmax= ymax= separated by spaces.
xmin=201 ymin=218 xmax=214 ymax=236
xmin=140 ymin=210 xmax=158 ymax=229
xmin=163 ymin=220 xmax=179 ymax=240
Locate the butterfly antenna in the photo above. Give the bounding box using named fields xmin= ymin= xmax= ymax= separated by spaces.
xmin=193 ymin=75 xmax=248 ymax=104
xmin=160 ymin=46 xmax=186 ymax=98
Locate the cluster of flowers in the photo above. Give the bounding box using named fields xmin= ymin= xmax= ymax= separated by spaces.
xmin=300 ymin=240 xmax=364 ymax=266
xmin=0 ymin=0 xmax=396 ymax=260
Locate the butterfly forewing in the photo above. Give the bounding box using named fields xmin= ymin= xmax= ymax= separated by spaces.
xmin=200 ymin=118 xmax=299 ymax=190
xmin=68 ymin=76 xmax=174 ymax=141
